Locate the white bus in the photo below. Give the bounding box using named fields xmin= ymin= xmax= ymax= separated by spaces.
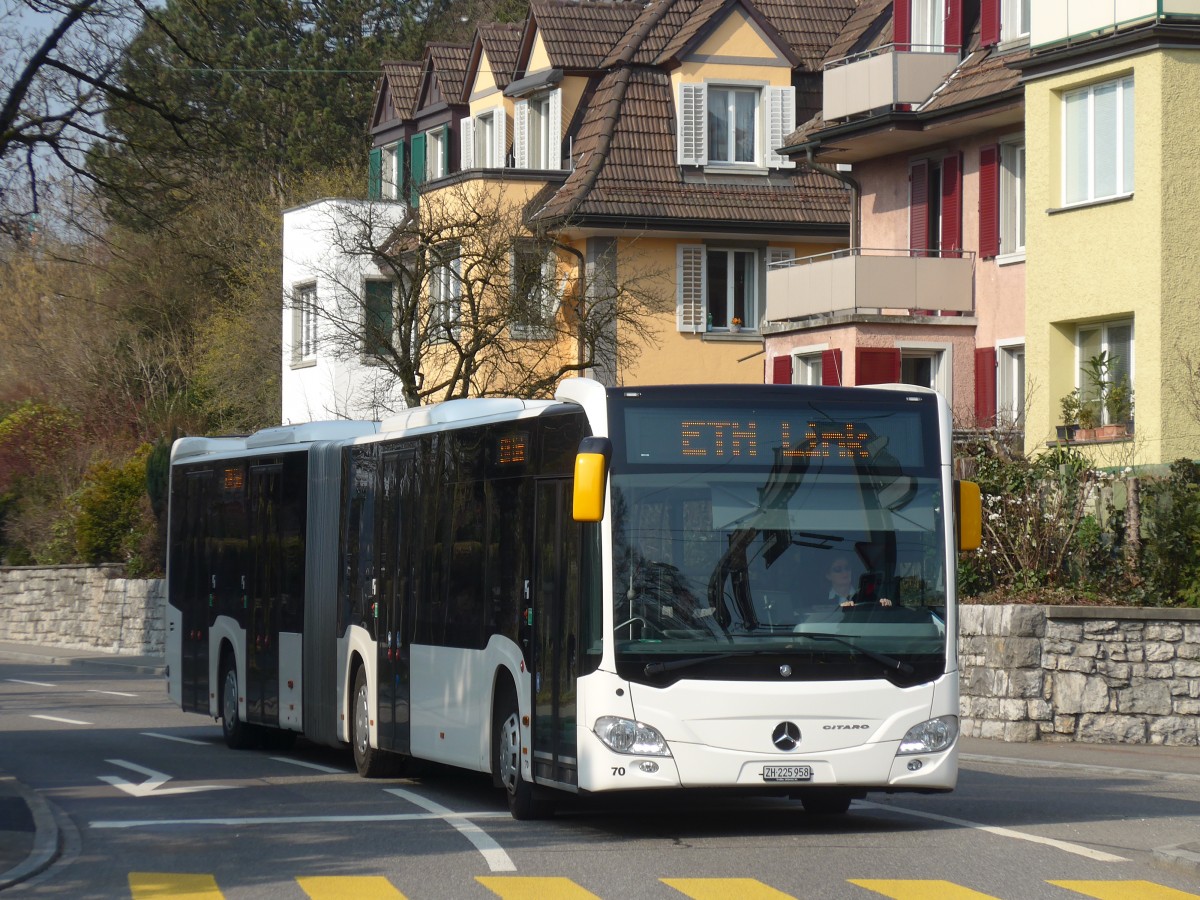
xmin=166 ymin=379 xmax=981 ymax=818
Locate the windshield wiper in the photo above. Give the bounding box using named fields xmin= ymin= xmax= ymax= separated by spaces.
xmin=644 ymin=651 xmax=760 ymax=676
xmin=797 ymin=632 xmax=915 ymax=675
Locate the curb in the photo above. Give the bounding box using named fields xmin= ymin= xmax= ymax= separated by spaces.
xmin=1153 ymin=842 xmax=1200 ymax=877
xmin=0 ymin=781 xmax=59 ymax=891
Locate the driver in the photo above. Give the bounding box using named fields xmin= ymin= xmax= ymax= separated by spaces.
xmin=824 ymin=553 xmax=893 ymax=609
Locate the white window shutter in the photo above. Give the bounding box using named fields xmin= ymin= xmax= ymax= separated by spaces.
xmin=548 ymin=88 xmax=562 ymax=170
xmin=767 ymin=247 xmax=795 ymax=267
xmin=767 ymin=86 xmax=796 ymax=168
xmin=494 ymin=106 xmax=508 ymax=168
xmin=460 ymin=116 xmax=475 ymax=170
xmin=677 ymin=244 xmax=706 ymax=333
xmin=678 ymin=83 xmax=707 ymax=166
xmin=514 ymin=99 xmax=529 ymax=169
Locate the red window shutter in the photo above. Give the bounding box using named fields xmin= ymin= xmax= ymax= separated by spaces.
xmin=975 ymin=347 xmax=998 ymax=428
xmin=944 ymin=0 xmax=963 ymax=53
xmin=855 ymin=348 xmax=901 ymax=385
xmin=821 ymin=349 xmax=843 ymax=386
xmin=772 ymin=355 xmax=793 ymax=385
xmin=981 ymin=0 xmax=1001 ymax=47
xmin=894 ymin=0 xmax=911 ymax=52
xmin=979 ymin=145 xmax=1000 ymax=259
xmin=941 ymin=152 xmax=963 ymax=255
xmin=909 ymin=160 xmax=929 ymax=257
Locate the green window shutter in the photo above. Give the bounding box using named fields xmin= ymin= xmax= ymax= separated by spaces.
xmin=368 ymin=147 xmax=383 ymax=199
xmin=410 ymin=133 xmax=426 ymax=208
xmin=364 ymin=281 xmax=394 ymax=357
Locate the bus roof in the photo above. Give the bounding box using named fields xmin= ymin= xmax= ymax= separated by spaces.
xmin=171 ymin=420 xmax=379 ymax=464
xmin=379 ymin=397 xmax=559 ymax=435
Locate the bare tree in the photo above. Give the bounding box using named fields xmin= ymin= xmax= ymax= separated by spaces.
xmin=287 ymin=181 xmax=670 ymax=410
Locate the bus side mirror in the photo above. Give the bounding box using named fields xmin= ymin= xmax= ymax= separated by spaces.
xmin=573 ymin=437 xmax=612 ymax=523
xmin=956 ymin=480 xmax=982 ymax=552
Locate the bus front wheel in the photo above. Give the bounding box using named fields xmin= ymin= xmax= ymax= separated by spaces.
xmin=494 ymin=692 xmax=553 ymax=820
xmin=351 ymin=666 xmax=403 ymax=778
xmin=800 ymin=789 xmax=854 ymax=815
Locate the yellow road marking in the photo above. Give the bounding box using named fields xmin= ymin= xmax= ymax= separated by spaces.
xmin=129 ymin=873 xmax=223 ymax=899
xmin=663 ymin=876 xmax=796 ymax=899
xmin=477 ymin=876 xmax=603 ymax=899
xmin=297 ymin=876 xmax=407 ymax=899
xmin=849 ymin=880 xmax=1002 ymax=899
xmin=1049 ymin=882 xmax=1200 ymax=900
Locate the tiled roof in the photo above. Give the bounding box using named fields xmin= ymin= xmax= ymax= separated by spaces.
xmin=381 ymin=61 xmax=422 ymax=118
xmin=478 ymin=23 xmax=524 ymax=88
xmin=755 ymin=0 xmax=859 ymax=71
xmin=424 ymin=43 xmax=472 ymax=104
xmin=533 ymin=67 xmax=849 ymax=227
xmin=529 ymin=0 xmax=645 ymax=70
xmin=821 ymin=0 xmax=891 ymax=64
xmin=920 ymin=25 xmax=1027 ymax=113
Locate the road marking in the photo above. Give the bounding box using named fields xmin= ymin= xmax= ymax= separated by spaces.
xmin=386 ymin=788 xmax=515 ymax=872
xmin=858 ymin=801 xmax=1128 ymax=862
xmin=663 ymin=877 xmax=796 ymax=899
xmin=142 ymin=732 xmax=210 ymax=746
xmin=99 ymin=759 xmax=237 ymax=798
xmin=129 ymin=872 xmax=223 ymax=898
xmin=1049 ymin=881 xmax=1200 ymax=899
xmin=477 ymin=877 xmax=599 ymax=899
xmin=299 ymin=875 xmax=407 ymax=899
xmin=30 ymin=714 xmax=91 ymax=725
xmin=7 ymin=679 xmax=55 ymax=687
xmin=271 ymin=756 xmax=349 ymax=774
xmin=89 ymin=689 xmax=137 ymax=697
xmin=90 ymin=811 xmax=510 ymax=829
xmin=850 ymin=881 xmax=1000 ymax=899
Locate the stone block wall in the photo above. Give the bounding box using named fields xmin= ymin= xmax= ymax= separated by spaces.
xmin=0 ymin=565 xmax=166 ymax=655
xmin=960 ymin=605 xmax=1200 ymax=746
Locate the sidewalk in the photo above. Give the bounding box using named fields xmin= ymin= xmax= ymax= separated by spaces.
xmin=0 ymin=641 xmax=1197 ymax=889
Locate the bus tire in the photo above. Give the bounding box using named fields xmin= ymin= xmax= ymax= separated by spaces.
xmin=220 ymin=657 xmax=257 ymax=750
xmin=351 ymin=666 xmax=403 ymax=778
xmin=800 ymin=789 xmax=854 ymax=815
xmin=494 ymin=684 xmax=554 ymax=820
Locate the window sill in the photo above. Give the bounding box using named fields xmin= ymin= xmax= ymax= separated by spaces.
xmin=1048 ymin=193 xmax=1133 ymax=215
xmin=997 ymin=251 xmax=1026 ymax=267
xmin=700 ymin=331 xmax=761 ymax=342
xmin=702 ymin=164 xmax=771 ymax=177
xmin=290 ymin=358 xmax=317 ymax=370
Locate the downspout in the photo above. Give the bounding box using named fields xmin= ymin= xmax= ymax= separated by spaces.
xmin=803 ymin=148 xmax=861 ymax=250
xmin=551 ymin=239 xmax=588 ymax=369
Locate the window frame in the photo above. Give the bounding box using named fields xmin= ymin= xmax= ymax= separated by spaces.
xmin=382 ymin=142 xmax=402 ymax=199
xmin=706 ymin=246 xmax=759 ymax=333
xmin=999 ymin=138 xmax=1026 ymax=260
xmin=911 ymin=0 xmax=944 ymax=51
xmin=997 ymin=340 xmax=1026 ymax=429
xmin=1001 ymin=0 xmax=1030 ymax=43
xmin=428 ymin=244 xmax=462 ymax=343
xmin=707 ymin=85 xmax=760 ymax=166
xmin=1075 ymin=320 xmax=1134 ymax=426
xmin=292 ymin=282 xmax=318 ymax=366
xmin=792 ymin=350 xmax=824 ymax=386
xmin=362 ymin=279 xmax=395 ymax=362
xmin=511 ymin=243 xmax=558 ymax=340
xmin=896 ymin=341 xmax=953 ymax=400
xmin=1061 ymin=75 xmax=1134 ymax=207
xmin=425 ymin=126 xmax=447 ymax=181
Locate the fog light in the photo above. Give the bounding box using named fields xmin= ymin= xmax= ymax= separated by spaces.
xmin=639 ymin=761 xmax=659 ymax=773
xmin=907 ymin=759 xmax=923 ymax=771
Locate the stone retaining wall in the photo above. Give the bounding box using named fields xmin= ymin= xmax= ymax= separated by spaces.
xmin=960 ymin=605 xmax=1200 ymax=746
xmin=0 ymin=565 xmax=165 ymax=655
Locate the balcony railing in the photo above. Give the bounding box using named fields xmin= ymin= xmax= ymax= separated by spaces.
xmin=822 ymin=44 xmax=959 ymax=121
xmin=1032 ymin=0 xmax=1200 ymax=49
xmin=764 ymin=247 xmax=975 ymax=323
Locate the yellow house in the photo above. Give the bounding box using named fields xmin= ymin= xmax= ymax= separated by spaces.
xmin=364 ymin=0 xmax=859 ymax=399
xmin=1020 ymin=3 xmax=1200 ymax=466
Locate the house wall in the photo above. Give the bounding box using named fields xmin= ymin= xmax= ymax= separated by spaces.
xmin=1024 ymin=51 xmax=1170 ymax=464
xmin=672 ymin=9 xmax=795 ymax=91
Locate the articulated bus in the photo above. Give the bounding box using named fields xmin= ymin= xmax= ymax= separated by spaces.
xmin=166 ymin=379 xmax=981 ymax=818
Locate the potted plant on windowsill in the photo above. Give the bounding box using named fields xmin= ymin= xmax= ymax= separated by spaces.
xmin=729 ymin=317 xmax=743 ymax=334
xmin=1098 ymin=374 xmax=1132 ymax=440
xmin=1075 ymin=395 xmax=1101 ymax=441
xmin=1057 ymin=390 xmax=1081 ymax=442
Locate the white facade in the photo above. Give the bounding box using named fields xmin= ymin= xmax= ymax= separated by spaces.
xmin=281 ymin=198 xmax=409 ymax=424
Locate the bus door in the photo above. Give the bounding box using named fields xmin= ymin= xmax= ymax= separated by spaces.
xmin=247 ymin=463 xmax=283 ymax=726
xmin=531 ymin=479 xmax=581 ymax=789
xmin=377 ymin=449 xmax=413 ymax=754
xmin=179 ymin=470 xmax=213 ymax=714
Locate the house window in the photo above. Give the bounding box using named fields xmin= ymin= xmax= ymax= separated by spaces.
xmin=382 ymin=143 xmax=402 ymax=199
xmin=461 ymin=108 xmax=507 ymax=170
xmin=678 ymin=84 xmax=794 ymax=169
xmin=707 ymin=248 xmax=758 ymax=331
xmin=1001 ymin=0 xmax=1030 ymax=42
xmin=998 ymin=343 xmax=1026 ymax=428
xmin=514 ymin=90 xmax=561 ymax=170
xmin=363 ymin=280 xmax=394 ymax=360
xmin=897 ymin=342 xmax=953 ymax=398
xmin=1063 ymin=76 xmax=1134 ymax=206
xmin=1077 ymin=321 xmax=1133 ymax=425
xmin=429 ymin=245 xmax=461 ymax=342
xmin=794 ymin=352 xmax=823 ymax=385
xmin=911 ymin=0 xmax=944 ymax=50
xmin=512 ymin=245 xmax=557 ymax=338
xmin=293 ymin=283 xmax=318 ymax=363
xmin=425 ymin=127 xmax=447 ymax=181
xmin=475 ymin=110 xmax=497 ymax=167
xmin=1001 ymin=140 xmax=1025 ymax=255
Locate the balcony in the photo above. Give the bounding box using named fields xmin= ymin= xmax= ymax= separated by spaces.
xmin=823 ymin=45 xmax=959 ymax=121
xmin=764 ymin=248 xmax=975 ymax=323
xmin=1032 ymin=0 xmax=1200 ymax=49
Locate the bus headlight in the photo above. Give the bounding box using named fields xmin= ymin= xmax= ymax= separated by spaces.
xmin=594 ymin=716 xmax=672 ymax=756
xmin=898 ymin=716 xmax=958 ymax=755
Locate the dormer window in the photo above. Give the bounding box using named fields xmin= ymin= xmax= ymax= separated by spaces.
xmin=513 ymin=89 xmax=562 ymax=170
xmin=895 ymin=0 xmax=962 ymax=54
xmin=1001 ymin=0 xmax=1030 ymax=42
xmin=708 ymin=88 xmax=758 ymax=165
xmin=461 ymin=107 xmax=508 ymax=169
xmin=678 ymin=83 xmax=795 ymax=170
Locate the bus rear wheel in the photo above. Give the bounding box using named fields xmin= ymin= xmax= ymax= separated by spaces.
xmin=220 ymin=660 xmax=257 ymax=750
xmin=351 ymin=666 xmax=403 ymax=777
xmin=494 ymin=693 xmax=554 ymax=820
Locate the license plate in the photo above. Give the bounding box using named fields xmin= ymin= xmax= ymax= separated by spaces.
xmin=762 ymin=765 xmax=813 ymax=782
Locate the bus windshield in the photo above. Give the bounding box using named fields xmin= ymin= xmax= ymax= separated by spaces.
xmin=607 ymin=389 xmax=948 ymax=687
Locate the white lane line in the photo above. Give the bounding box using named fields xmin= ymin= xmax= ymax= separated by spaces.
xmin=30 ymin=714 xmax=92 ymax=725
xmin=89 ymin=811 xmax=510 ymax=830
xmin=142 ymin=732 xmax=209 ymax=746
xmin=88 ymin=689 xmax=137 ymax=697
xmin=7 ymin=679 xmax=55 ymax=687
xmin=386 ymin=787 xmax=516 ymax=872
xmin=270 ymin=756 xmax=349 ymax=775
xmin=857 ymin=800 xmax=1129 ymax=862
xmin=99 ymin=759 xmax=237 ymax=798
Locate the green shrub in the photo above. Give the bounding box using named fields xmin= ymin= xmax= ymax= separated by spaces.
xmin=72 ymin=445 xmax=159 ymax=575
